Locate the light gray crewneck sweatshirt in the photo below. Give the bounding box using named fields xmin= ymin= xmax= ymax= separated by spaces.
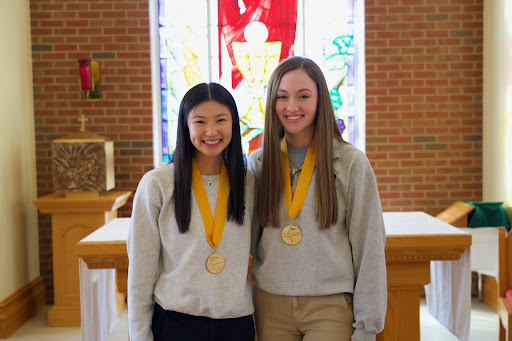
xmin=127 ymin=163 xmax=256 ymax=341
xmin=247 ymin=139 xmax=387 ymax=341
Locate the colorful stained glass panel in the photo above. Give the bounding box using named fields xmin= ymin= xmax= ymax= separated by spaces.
xmin=156 ymin=0 xmax=365 ymax=163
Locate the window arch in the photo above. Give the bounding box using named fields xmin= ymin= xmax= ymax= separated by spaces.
xmin=150 ymin=0 xmax=365 ymax=166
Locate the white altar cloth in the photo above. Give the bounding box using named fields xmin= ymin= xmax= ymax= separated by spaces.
xmin=425 ymin=250 xmax=471 ymax=341
xmin=79 ymin=261 xmax=119 ymax=341
xmin=80 ymin=217 xmax=130 ymax=243
xmin=425 ymin=226 xmax=503 ymax=341
xmin=78 ymin=218 xmax=130 ymax=341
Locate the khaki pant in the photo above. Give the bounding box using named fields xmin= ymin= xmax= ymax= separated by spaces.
xmin=253 ymin=287 xmax=354 ymax=341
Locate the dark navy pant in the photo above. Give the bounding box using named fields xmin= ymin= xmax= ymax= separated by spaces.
xmin=152 ymin=303 xmax=255 ymax=341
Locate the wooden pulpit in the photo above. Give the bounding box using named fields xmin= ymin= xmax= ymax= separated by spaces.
xmin=33 ymin=190 xmax=131 ymax=326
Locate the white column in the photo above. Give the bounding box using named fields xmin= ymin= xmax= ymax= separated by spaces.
xmin=483 ymin=0 xmax=512 ymax=221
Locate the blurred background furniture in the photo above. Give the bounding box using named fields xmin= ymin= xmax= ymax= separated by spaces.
xmin=435 ymin=201 xmax=475 ymax=227
xmin=499 ymin=232 xmax=512 ymax=341
xmin=466 ymin=201 xmax=511 ymax=232
xmin=460 ymin=227 xmax=506 ymax=312
xmin=33 ymin=191 xmax=131 ymax=326
xmin=436 ymin=201 xmax=508 ymax=312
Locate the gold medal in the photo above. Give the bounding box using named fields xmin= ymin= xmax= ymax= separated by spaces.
xmin=192 ymin=159 xmax=229 ymax=274
xmin=281 ymin=223 xmax=302 ymax=245
xmin=206 ymin=251 xmax=225 ymax=274
xmin=280 ymin=136 xmax=317 ymax=245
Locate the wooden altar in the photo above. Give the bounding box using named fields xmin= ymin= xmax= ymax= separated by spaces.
xmin=33 ymin=190 xmax=132 ymax=326
xmin=378 ymin=211 xmax=471 ymax=340
xmin=76 ymin=211 xmax=471 ymax=340
xmin=76 ymin=218 xmax=130 ymax=296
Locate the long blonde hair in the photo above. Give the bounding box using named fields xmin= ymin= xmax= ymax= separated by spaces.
xmin=258 ymin=56 xmax=344 ymax=229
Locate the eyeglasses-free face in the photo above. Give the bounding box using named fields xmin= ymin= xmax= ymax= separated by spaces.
xmin=275 ymin=69 xmax=318 ymax=147
xmin=187 ymin=100 xmax=233 ymax=168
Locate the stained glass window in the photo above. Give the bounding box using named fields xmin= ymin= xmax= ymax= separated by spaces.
xmin=152 ymin=0 xmax=365 ymax=165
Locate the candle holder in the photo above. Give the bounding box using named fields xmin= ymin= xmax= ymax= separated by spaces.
xmin=78 ymin=59 xmax=100 ymax=100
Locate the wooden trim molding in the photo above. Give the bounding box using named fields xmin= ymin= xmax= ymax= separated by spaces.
xmin=0 ymin=276 xmax=45 ymax=338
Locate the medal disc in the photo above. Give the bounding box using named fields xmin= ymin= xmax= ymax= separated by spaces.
xmin=206 ymin=252 xmax=225 ymax=274
xmin=281 ymin=224 xmax=302 ymax=245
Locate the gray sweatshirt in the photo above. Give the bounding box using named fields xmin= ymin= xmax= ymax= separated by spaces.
xmin=127 ymin=163 xmax=255 ymax=341
xmin=247 ymin=139 xmax=387 ymax=341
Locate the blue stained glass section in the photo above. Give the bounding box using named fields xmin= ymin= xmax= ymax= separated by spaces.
xmin=160 ymin=58 xmax=167 ymax=90
xmin=161 ymin=89 xmax=169 ymax=161
xmin=162 ymin=119 xmax=169 ymax=161
xmin=161 ymin=89 xmax=168 ymax=121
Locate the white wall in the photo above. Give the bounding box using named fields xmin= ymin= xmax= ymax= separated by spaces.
xmin=0 ymin=0 xmax=39 ymax=301
xmin=483 ymin=0 xmax=512 ymax=221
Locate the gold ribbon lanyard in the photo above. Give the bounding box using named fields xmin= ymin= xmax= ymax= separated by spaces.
xmin=280 ymin=136 xmax=317 ymax=245
xmin=191 ymin=159 xmax=229 ymax=274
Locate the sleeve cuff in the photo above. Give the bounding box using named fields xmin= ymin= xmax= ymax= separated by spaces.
xmin=351 ymin=328 xmax=377 ymax=341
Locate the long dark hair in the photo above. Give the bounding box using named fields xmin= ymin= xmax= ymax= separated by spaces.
xmin=173 ymin=82 xmax=246 ymax=233
xmin=258 ymin=56 xmax=343 ymax=229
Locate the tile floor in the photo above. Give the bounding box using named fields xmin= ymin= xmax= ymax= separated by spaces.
xmin=5 ymin=298 xmax=498 ymax=340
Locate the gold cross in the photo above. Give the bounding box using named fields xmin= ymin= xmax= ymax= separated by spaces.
xmin=78 ymin=114 xmax=88 ymax=132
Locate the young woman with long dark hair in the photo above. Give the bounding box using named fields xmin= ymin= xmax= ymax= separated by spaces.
xmin=128 ymin=83 xmax=256 ymax=341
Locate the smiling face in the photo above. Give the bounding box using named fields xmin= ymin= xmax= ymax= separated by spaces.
xmin=187 ymin=100 xmax=233 ymax=168
xmin=275 ymin=69 xmax=318 ymax=147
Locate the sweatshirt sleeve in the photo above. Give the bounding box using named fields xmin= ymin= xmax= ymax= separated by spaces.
xmin=346 ymin=152 xmax=387 ymax=341
xmin=127 ymin=172 xmax=164 ymax=341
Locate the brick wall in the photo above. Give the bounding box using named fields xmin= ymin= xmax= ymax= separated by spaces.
xmin=30 ymin=0 xmax=483 ymax=304
xmin=365 ymin=0 xmax=483 ymax=215
xmin=30 ymin=0 xmax=153 ymax=303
